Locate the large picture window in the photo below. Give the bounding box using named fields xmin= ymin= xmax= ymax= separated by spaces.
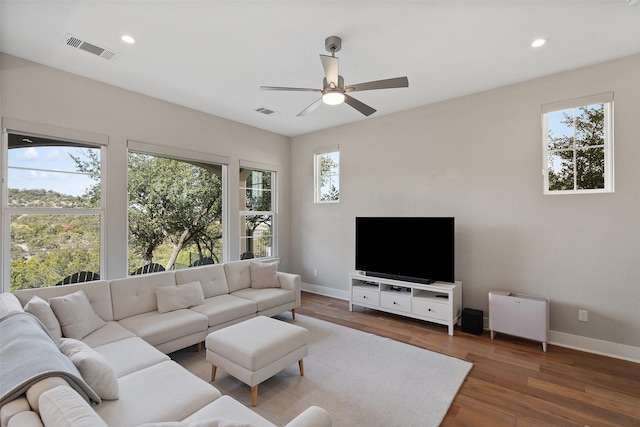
xmin=127 ymin=144 xmax=226 ymax=274
xmin=239 ymin=164 xmax=275 ymax=260
xmin=542 ymin=93 xmax=614 ymax=194
xmin=3 ymin=132 xmax=104 ymax=291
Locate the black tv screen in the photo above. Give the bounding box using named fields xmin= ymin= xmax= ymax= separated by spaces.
xmin=355 ymin=217 xmax=455 ymax=284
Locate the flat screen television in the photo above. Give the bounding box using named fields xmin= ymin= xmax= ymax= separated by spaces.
xmin=355 ymin=216 xmax=455 ymax=284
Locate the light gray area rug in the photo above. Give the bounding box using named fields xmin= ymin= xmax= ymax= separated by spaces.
xmin=173 ymin=315 xmax=472 ymax=427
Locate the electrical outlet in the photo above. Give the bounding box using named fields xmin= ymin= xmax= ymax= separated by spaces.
xmin=578 ymin=309 xmax=588 ymax=322
xmin=313 ymin=269 xmax=318 ymax=277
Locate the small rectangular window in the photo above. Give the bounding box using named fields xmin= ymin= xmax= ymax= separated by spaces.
xmin=314 ymin=146 xmax=340 ymax=203
xmin=239 ymin=167 xmax=275 ymax=260
xmin=542 ymin=93 xmax=613 ymax=194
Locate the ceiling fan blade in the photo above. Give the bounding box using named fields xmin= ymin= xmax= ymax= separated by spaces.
xmin=260 ymin=86 xmax=322 ymax=92
xmin=297 ymin=97 xmax=323 ymax=117
xmin=344 ymin=94 xmax=376 ymax=116
xmin=346 ymin=76 xmax=409 ymax=92
xmin=320 ymin=54 xmax=339 ymax=87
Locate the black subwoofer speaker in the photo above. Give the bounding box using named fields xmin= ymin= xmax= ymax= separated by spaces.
xmin=462 ymin=308 xmax=483 ymax=335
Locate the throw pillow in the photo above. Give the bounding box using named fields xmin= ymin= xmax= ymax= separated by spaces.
xmin=58 ymin=338 xmax=119 ymax=400
xmin=39 ymin=385 xmax=109 ymax=427
xmin=49 ymin=290 xmax=106 ymax=340
xmin=0 ymin=292 xmax=23 ymax=319
xmin=249 ymin=262 xmax=280 ymax=289
xmin=24 ymin=295 xmax=63 ymax=344
xmin=156 ymin=281 xmax=205 ymax=314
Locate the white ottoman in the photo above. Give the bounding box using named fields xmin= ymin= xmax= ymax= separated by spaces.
xmin=205 ymin=316 xmax=309 ymax=406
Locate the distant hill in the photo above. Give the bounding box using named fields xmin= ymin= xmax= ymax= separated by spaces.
xmin=8 ymin=188 xmax=94 ymax=208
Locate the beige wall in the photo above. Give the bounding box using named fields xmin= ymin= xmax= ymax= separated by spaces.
xmin=0 ymin=53 xmax=291 ymax=280
xmin=291 ymin=54 xmax=640 ymax=357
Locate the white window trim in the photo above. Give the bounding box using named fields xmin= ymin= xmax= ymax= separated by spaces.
xmin=541 ymin=92 xmax=614 ymax=195
xmin=314 ymin=145 xmax=340 ymax=204
xmin=2 ymin=119 xmax=108 ymax=291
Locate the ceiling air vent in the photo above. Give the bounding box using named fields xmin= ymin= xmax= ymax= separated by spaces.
xmin=255 ymin=107 xmax=278 ymax=116
xmin=64 ymin=34 xmax=119 ymax=60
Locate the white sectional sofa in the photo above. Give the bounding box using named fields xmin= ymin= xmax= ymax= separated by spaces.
xmin=0 ymin=260 xmax=331 ymax=427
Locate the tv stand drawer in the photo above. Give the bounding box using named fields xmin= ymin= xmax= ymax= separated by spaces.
xmin=352 ymin=287 xmax=379 ymax=306
xmin=380 ymin=293 xmax=411 ymax=313
xmin=412 ymin=299 xmax=448 ymax=321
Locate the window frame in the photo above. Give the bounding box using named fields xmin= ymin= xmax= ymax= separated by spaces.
xmin=239 ymin=160 xmax=277 ymax=261
xmin=314 ymin=145 xmax=340 ymax=203
xmin=542 ymin=92 xmax=614 ymax=195
xmin=126 ymin=140 xmax=229 ymax=272
xmin=2 ymin=119 xmax=107 ymax=292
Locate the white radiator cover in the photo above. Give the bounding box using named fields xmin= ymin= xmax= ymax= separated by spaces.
xmin=489 ymin=290 xmax=549 ymax=351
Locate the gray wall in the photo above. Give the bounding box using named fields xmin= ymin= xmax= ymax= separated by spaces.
xmin=0 ymin=53 xmax=292 ymax=280
xmin=290 ymin=54 xmax=640 ymax=353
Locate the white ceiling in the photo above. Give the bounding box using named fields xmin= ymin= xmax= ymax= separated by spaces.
xmin=1 ymin=1 xmax=639 ymax=137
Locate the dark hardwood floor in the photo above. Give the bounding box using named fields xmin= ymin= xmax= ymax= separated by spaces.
xmin=297 ymin=292 xmax=640 ymax=427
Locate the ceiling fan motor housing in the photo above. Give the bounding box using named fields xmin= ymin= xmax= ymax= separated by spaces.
xmin=325 ymin=36 xmax=342 ymax=54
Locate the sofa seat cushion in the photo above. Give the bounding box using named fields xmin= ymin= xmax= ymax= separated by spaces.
xmin=81 ymin=321 xmax=136 ymax=348
xmin=184 ymin=396 xmax=276 ymax=427
xmin=231 ymin=288 xmax=295 ymax=312
xmin=95 ymin=361 xmax=222 ymax=427
xmin=117 ymin=309 xmax=208 ymax=347
xmin=93 ymin=337 xmax=170 ymax=378
xmin=189 ymin=295 xmax=257 ymax=327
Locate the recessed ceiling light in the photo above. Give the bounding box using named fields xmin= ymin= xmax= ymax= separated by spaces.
xmin=531 ymin=38 xmax=547 ymax=48
xmin=121 ymin=35 xmax=136 ymax=44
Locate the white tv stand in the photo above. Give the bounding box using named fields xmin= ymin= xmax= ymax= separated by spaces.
xmin=349 ymin=272 xmax=462 ymax=335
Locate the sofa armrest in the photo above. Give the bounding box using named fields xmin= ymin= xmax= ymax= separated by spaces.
xmin=277 ymin=272 xmax=301 ymax=308
xmin=284 ymin=406 xmax=332 ymax=427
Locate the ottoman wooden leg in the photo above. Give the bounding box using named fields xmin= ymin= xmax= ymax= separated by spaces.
xmin=210 ymin=365 xmax=217 ymax=382
xmin=298 ymin=359 xmax=304 ymax=376
xmin=291 ymin=308 xmax=296 ymax=319
xmin=251 ymin=385 xmax=258 ymax=407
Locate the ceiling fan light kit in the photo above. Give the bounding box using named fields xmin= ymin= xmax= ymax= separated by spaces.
xmin=322 ymin=91 xmax=345 ymax=105
xmin=260 ymin=36 xmax=408 ymax=117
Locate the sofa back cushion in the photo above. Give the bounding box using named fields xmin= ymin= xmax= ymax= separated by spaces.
xmin=14 ymin=280 xmax=114 ymax=322
xmin=223 ymin=260 xmax=252 ymax=292
xmin=174 ymin=264 xmax=230 ymax=298
xmin=109 ymin=271 xmax=176 ymax=321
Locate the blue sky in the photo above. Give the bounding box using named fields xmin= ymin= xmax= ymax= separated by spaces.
xmin=8 ymin=146 xmax=97 ymax=197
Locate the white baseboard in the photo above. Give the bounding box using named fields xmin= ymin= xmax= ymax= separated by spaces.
xmin=302 ymin=283 xmax=640 ymax=364
xmin=548 ymin=330 xmax=640 ymax=364
xmin=301 ymin=282 xmax=349 ymax=301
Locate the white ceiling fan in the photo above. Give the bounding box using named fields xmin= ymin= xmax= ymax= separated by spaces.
xmin=260 ymin=36 xmax=409 ymax=117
